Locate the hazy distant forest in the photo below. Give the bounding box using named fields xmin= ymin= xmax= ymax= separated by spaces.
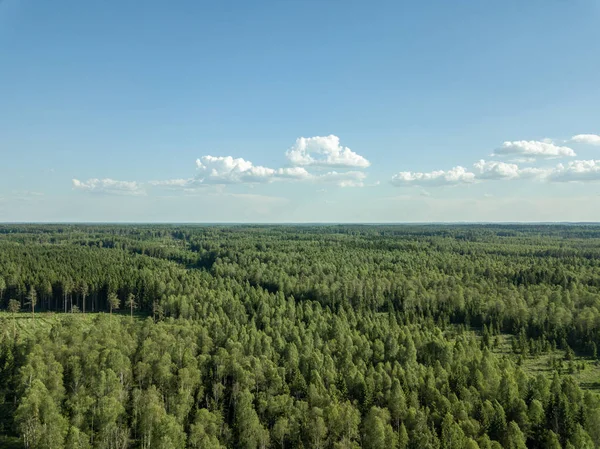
xmin=2 ymin=224 xmax=600 ymax=449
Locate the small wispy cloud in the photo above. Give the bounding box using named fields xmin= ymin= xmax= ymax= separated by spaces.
xmin=473 ymin=160 xmax=546 ymax=180
xmin=72 ymin=178 xmax=145 ymax=196
xmin=316 ymin=170 xmax=367 ymax=187
xmin=492 ymin=140 xmax=576 ymax=159
xmin=571 ymin=134 xmax=600 ymax=146
xmin=391 ymin=166 xmax=476 ymax=187
xmin=149 ymin=178 xmax=194 ymax=188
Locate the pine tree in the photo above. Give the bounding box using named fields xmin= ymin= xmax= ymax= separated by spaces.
xmin=126 ymin=293 xmax=137 ymax=318
xmin=388 ymin=379 xmax=407 ymax=431
xmin=505 ymin=421 xmax=526 ymax=449
xmin=8 ymin=298 xmax=20 ymax=336
xmin=108 ymin=292 xmax=120 ymax=315
xmin=0 ymin=276 xmax=5 ymax=301
xmin=79 ymin=282 xmax=88 ymax=314
xmin=441 ymin=412 xmax=466 ymax=449
xmin=26 ymin=286 xmax=37 ymax=319
xmin=544 ymin=430 xmax=562 ymax=449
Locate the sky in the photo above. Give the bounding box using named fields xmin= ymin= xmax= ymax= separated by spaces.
xmin=1 ymin=0 xmax=599 ymax=223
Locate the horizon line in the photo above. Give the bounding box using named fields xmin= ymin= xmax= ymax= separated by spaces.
xmin=2 ymin=221 xmax=600 ymax=226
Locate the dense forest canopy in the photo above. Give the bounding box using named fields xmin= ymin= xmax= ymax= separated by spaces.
xmin=2 ymin=224 xmax=600 ymax=449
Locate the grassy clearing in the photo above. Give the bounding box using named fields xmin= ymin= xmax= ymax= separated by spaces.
xmin=0 ymin=311 xmax=146 ymax=343
xmin=490 ymin=333 xmax=600 ymax=392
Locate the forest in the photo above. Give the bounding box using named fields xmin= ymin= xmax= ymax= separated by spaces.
xmin=2 ymin=224 xmax=600 ymax=449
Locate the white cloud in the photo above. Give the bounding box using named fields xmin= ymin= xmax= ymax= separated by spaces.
xmin=275 ymin=167 xmax=312 ymax=180
xmin=78 ymin=135 xmax=369 ymax=193
xmin=72 ymin=178 xmax=145 ymax=195
xmin=148 ymin=156 xmax=361 ymax=188
xmin=548 ymin=160 xmax=600 ymax=182
xmin=571 ymin=134 xmax=600 ymax=146
xmin=149 ymin=178 xmax=195 ymax=188
xmin=286 ymin=135 xmax=370 ymax=168
xmin=473 ymin=160 xmax=546 ymax=180
xmin=191 ymin=155 xmax=371 ymax=187
xmin=393 ymin=157 xmax=600 ymax=187
xmin=510 ymin=157 xmax=536 ymax=164
xmin=391 ymin=166 xmax=476 ymax=187
xmin=493 ymin=140 xmax=576 ymax=159
xmin=317 ymin=170 xmax=367 ymax=187
xmin=193 ymin=156 xmax=314 ymax=185
xmin=474 ymin=160 xmax=520 ymax=180
xmin=195 ymin=156 xmax=277 ymax=184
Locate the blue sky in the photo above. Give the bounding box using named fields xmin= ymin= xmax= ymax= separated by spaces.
xmin=1 ymin=0 xmax=599 ymax=222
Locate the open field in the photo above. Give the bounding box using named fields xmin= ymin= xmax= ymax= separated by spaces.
xmin=489 ymin=332 xmax=600 ymax=392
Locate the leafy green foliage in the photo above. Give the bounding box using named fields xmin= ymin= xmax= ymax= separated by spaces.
xmin=1 ymin=224 xmax=600 ymax=448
